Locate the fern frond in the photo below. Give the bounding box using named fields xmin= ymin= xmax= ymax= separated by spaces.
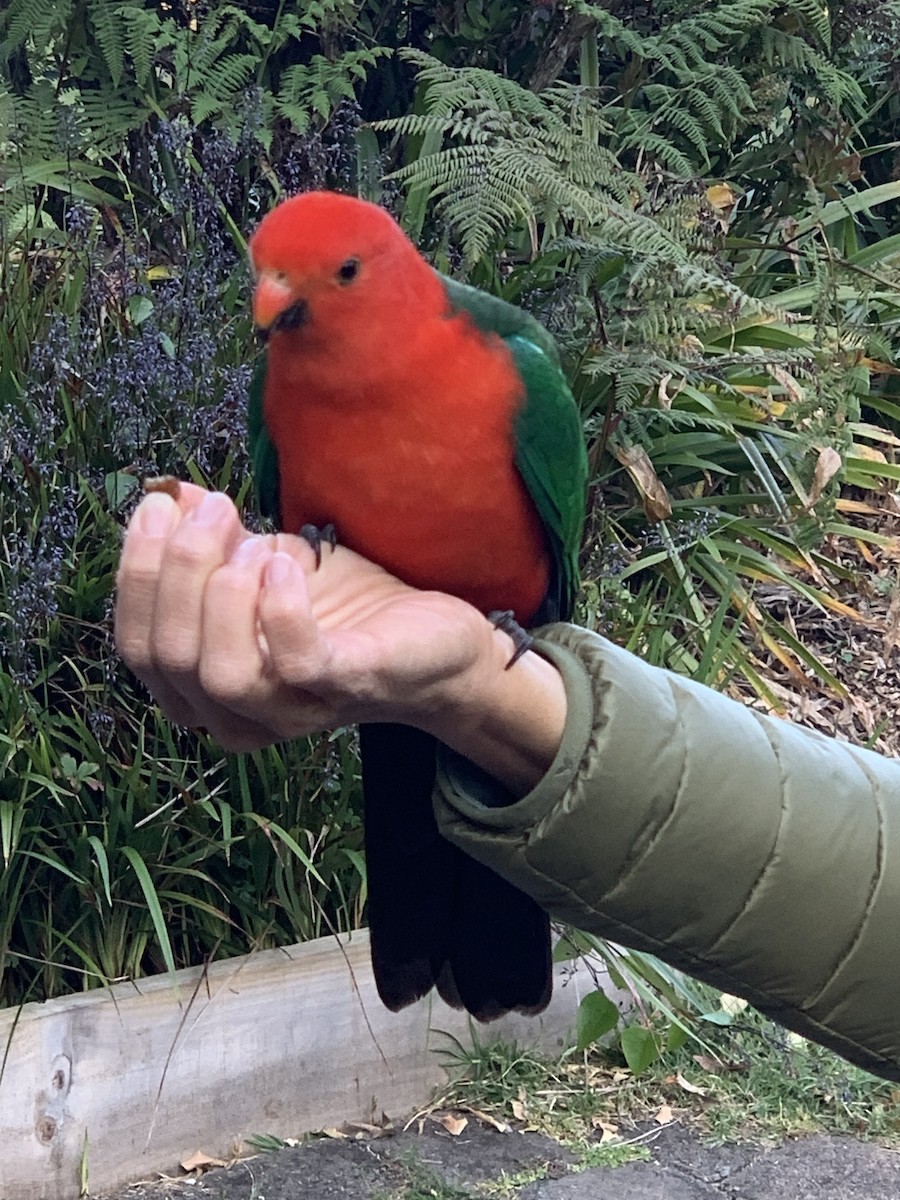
xmin=190 ymin=54 xmax=257 ymax=124
xmin=0 ymin=0 xmax=69 ymax=53
xmin=757 ymin=28 xmax=862 ymax=109
xmin=781 ymin=0 xmax=833 ymax=48
xmin=276 ymin=48 xmax=389 ymax=131
xmin=622 ymin=126 xmax=696 ymax=177
xmin=89 ymin=0 xmax=131 ymax=89
xmin=119 ymin=4 xmax=166 ymax=89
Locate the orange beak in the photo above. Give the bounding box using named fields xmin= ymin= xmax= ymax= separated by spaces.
xmin=252 ymin=273 xmax=295 ymax=330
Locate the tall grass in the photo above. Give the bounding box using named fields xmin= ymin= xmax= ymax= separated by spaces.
xmin=0 ymin=115 xmax=369 ymax=1007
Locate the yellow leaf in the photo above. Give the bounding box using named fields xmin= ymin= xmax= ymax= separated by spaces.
xmin=851 ymin=443 xmax=888 ymax=463
xmin=705 ymin=183 xmax=737 ymax=229
xmin=706 ymin=183 xmax=736 ymax=209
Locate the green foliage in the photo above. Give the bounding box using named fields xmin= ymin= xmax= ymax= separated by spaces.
xmin=0 ymin=0 xmax=388 ymax=235
xmin=0 ymin=8 xmax=376 ymax=1002
xmin=375 ymin=4 xmax=900 ymax=697
xmin=435 ymin=1005 xmax=898 ymax=1153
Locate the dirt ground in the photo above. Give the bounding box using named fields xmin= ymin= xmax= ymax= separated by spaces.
xmin=106 ymin=1118 xmax=900 ymax=1200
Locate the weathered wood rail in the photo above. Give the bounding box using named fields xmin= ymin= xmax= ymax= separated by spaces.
xmin=0 ymin=931 xmax=614 ymax=1200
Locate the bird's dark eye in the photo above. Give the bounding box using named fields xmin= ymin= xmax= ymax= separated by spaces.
xmin=337 ymin=257 xmax=360 ymax=284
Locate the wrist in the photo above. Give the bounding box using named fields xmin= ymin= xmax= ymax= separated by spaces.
xmin=415 ymin=626 xmax=568 ymax=796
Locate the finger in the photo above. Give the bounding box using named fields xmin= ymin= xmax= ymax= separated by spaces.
xmin=198 ymin=536 xmax=272 ymax=709
xmin=150 ymin=492 xmax=243 ymax=689
xmin=201 ymin=543 xmax=336 ymax=742
xmin=258 ymin=552 xmax=338 ymax=726
xmin=168 ymin=480 xmax=213 ymax=518
xmin=116 ymin=493 xmax=203 ymax=725
xmin=271 ymin=530 xmax=330 ymax=576
xmin=116 ymin=492 xmax=180 ymax=675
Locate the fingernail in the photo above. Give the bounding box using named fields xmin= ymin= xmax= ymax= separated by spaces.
xmin=192 ymin=492 xmax=232 ymax=526
xmin=265 ymin=553 xmax=294 ymax=586
xmin=232 ymin=535 xmax=266 ymax=563
xmin=138 ymin=493 xmax=177 ymax=537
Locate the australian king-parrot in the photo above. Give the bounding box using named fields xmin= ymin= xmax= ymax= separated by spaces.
xmin=247 ymin=190 xmax=587 ymax=1021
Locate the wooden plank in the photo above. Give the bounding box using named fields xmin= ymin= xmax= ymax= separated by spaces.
xmin=0 ymin=931 xmax=618 ymax=1200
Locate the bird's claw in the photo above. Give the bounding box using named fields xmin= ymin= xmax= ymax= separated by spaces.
xmin=299 ymin=522 xmax=337 ymax=568
xmin=488 ymin=610 xmax=533 ymax=669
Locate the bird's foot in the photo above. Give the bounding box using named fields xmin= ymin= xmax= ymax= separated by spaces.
xmin=299 ymin=523 xmax=337 ymax=569
xmin=488 ymin=610 xmax=533 ymax=669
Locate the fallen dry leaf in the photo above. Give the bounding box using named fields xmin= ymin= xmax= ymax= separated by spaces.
xmin=719 ymin=993 xmax=749 ymax=1016
xmin=615 ymin=443 xmax=672 ymax=522
xmin=808 ymin=446 xmax=842 ymax=508
xmin=692 ymin=1054 xmax=725 ymax=1073
xmin=179 ymin=1151 xmax=227 ymax=1174
xmin=654 ymin=1104 xmax=674 ymax=1125
xmin=657 ymin=372 xmax=674 ymax=409
xmin=510 ymin=1099 xmax=527 ymax=1122
xmin=705 ymin=183 xmax=737 ymax=230
xmin=591 ymin=1117 xmax=619 ymax=1143
xmin=320 ymin=1127 xmax=348 ymax=1140
xmin=883 ymin=574 xmax=900 ymax=659
xmin=465 ymin=1107 xmax=510 ymax=1133
xmin=345 ymin=1121 xmax=392 ymax=1138
xmin=771 ymin=365 xmax=804 ymax=405
xmin=438 ymin=1114 xmax=468 ymax=1137
xmin=676 ymin=1072 xmax=708 ymax=1096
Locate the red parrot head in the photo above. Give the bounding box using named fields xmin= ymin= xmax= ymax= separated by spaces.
xmin=249 ymin=191 xmax=440 ymax=346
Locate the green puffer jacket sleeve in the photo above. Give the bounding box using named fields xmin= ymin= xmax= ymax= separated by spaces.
xmin=433 ymin=624 xmax=900 ymax=1082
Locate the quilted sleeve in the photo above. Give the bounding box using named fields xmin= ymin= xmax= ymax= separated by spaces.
xmin=433 ymin=624 xmax=900 ymax=1081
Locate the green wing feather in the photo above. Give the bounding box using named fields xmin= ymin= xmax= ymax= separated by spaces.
xmin=248 ymin=353 xmax=281 ymax=521
xmin=441 ymin=274 xmax=587 ymax=622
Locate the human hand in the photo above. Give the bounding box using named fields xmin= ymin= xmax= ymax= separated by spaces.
xmin=115 ymin=483 xmax=515 ymax=754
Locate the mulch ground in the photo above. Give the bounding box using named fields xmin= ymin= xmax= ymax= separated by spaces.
xmin=729 ymin=496 xmax=900 ymax=758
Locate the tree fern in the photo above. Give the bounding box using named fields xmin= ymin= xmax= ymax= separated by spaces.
xmin=380 ymin=52 xmax=675 ymax=264
xmin=119 ymin=4 xmax=164 ymax=90
xmin=756 ymin=27 xmax=862 ymax=109
xmin=89 ymin=0 xmax=132 ymax=89
xmin=0 ymin=0 xmax=70 ymax=55
xmin=275 ymin=49 xmax=390 ymax=131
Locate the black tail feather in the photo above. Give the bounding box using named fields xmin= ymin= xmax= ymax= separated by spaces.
xmin=360 ymin=722 xmax=552 ymax=1021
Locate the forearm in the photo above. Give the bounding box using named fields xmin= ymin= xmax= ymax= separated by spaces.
xmin=435 ymin=623 xmax=900 ymax=1083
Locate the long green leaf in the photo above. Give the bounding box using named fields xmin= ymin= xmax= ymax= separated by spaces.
xmin=121 ymin=847 xmax=179 ymax=988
